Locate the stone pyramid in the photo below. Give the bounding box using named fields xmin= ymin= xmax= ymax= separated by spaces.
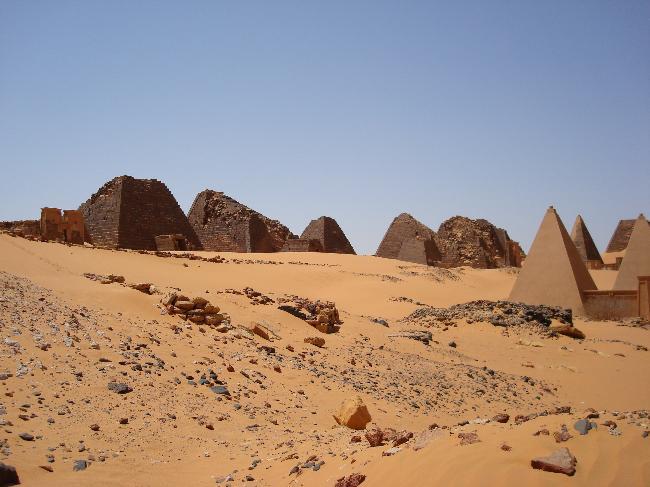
xmin=570 ymin=215 xmax=603 ymax=265
xmin=300 ymin=216 xmax=355 ymax=254
xmin=79 ymin=176 xmax=202 ymax=250
xmin=376 ymin=213 xmax=441 ymax=263
xmin=509 ymin=207 xmax=596 ymax=314
xmin=613 ymin=214 xmax=650 ymax=290
xmin=187 ymin=190 xmax=294 ymax=252
xmin=396 ymin=237 xmax=439 ymax=266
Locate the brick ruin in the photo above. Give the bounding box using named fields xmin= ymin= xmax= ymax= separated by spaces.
xmin=376 ymin=213 xmax=523 ymax=268
xmin=0 ymin=220 xmax=40 ymax=238
xmin=79 ymin=176 xmax=202 ymax=250
xmin=297 ymin=216 xmax=355 ymax=254
xmin=187 ymin=189 xmax=295 ymax=252
xmin=606 ymin=218 xmax=650 ymax=253
xmin=40 ymin=208 xmax=85 ymax=244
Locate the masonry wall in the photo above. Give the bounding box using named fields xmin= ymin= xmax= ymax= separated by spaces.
xmin=583 ymin=290 xmax=638 ymax=320
xmin=79 ymin=179 xmax=123 ymax=248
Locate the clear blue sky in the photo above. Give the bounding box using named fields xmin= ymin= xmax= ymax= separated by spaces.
xmin=1 ymin=1 xmax=648 ymax=254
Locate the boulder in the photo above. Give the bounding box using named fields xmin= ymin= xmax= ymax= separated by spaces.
xmin=205 ymin=314 xmax=225 ymax=326
xmin=249 ymin=323 xmax=271 ymax=341
xmin=175 ymin=300 xmax=194 ymax=311
xmin=192 ymin=296 xmax=209 ymax=308
xmin=304 ymin=336 xmax=325 ymax=348
xmin=333 ymin=396 xmax=372 ymax=430
xmin=531 ymin=447 xmax=577 ymax=476
xmin=0 ymin=462 xmax=19 ymax=486
xmin=550 ymin=324 xmax=586 ymax=339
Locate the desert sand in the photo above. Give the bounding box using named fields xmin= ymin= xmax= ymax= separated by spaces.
xmin=0 ymin=234 xmax=648 ymax=486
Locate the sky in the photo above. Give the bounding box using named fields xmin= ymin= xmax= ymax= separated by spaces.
xmin=1 ymin=1 xmax=648 ymax=255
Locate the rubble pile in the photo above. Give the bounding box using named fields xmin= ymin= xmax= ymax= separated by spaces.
xmin=278 ymin=296 xmax=342 ymax=333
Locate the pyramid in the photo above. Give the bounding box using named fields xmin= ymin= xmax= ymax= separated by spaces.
xmin=300 ymin=216 xmax=355 ymax=254
xmin=79 ymin=176 xmax=202 ymax=250
xmin=376 ymin=213 xmax=441 ymax=263
xmin=509 ymin=207 xmax=596 ymax=315
xmin=570 ymin=215 xmax=603 ymax=265
xmin=613 ymin=214 xmax=650 ymax=290
xmin=396 ymin=237 xmax=439 ymax=266
xmin=187 ymin=190 xmax=294 ymax=252
xmin=606 ymin=217 xmax=650 ymax=252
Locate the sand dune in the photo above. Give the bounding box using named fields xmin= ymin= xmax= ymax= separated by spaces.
xmin=0 ymin=234 xmax=648 ymax=486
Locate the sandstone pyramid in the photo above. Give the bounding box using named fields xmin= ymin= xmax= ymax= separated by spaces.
xmin=187 ymin=190 xmax=294 ymax=252
xmin=300 ymin=216 xmax=355 ymax=254
xmin=613 ymin=214 xmax=650 ymax=290
xmin=375 ymin=213 xmax=440 ymax=264
xmin=396 ymin=237 xmax=439 ymax=266
xmin=509 ymin=207 xmax=596 ymax=315
xmin=570 ymin=215 xmax=603 ymax=265
xmin=606 ymin=217 xmax=650 ymax=253
xmin=79 ymin=176 xmax=202 ymax=250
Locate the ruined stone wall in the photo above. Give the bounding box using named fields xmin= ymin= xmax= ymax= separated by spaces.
xmin=396 ymin=238 xmax=438 ymax=266
xmin=583 ymin=290 xmax=638 ymax=320
xmin=79 ymin=178 xmax=123 ymax=248
xmin=0 ymin=220 xmax=40 ymax=237
xmin=188 ymin=190 xmax=294 ymax=252
xmin=281 ymin=239 xmax=323 ymax=252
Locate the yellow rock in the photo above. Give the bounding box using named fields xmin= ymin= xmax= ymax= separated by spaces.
xmin=333 ymin=396 xmax=371 ymax=430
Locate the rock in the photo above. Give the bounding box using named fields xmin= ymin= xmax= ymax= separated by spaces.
xmin=387 ymin=330 xmax=432 ymax=345
xmin=249 ymin=323 xmax=271 ymax=341
xmin=18 ymin=432 xmax=34 ymax=441
xmin=73 ymin=460 xmax=88 ymax=472
xmin=550 ymin=324 xmax=586 ymax=339
xmin=119 ymin=418 xmax=129 ymax=425
xmin=174 ymin=300 xmax=194 ymax=311
xmin=492 ymin=413 xmax=510 ymax=423
xmin=448 ymin=341 xmax=457 ymax=348
xmin=382 ymin=447 xmax=401 ymax=456
xmin=364 ymin=429 xmax=385 ymax=447
xmin=205 ymin=314 xmax=224 ymax=326
xmin=553 ymin=425 xmax=572 ymax=443
xmin=304 ymin=336 xmax=325 ymax=348
xmin=108 ymin=382 xmax=132 ymax=394
xmin=278 ymin=305 xmax=307 ymax=320
xmin=392 ymin=430 xmax=414 ymax=447
xmin=458 ymin=431 xmax=480 ymax=445
xmin=161 ymin=292 xmax=178 ymax=306
xmin=335 ymin=473 xmax=366 ymax=487
xmin=531 ymin=447 xmax=577 ymax=476
xmin=0 ymin=462 xmax=19 ymax=486
xmin=211 ymin=385 xmax=230 ymax=396
xmin=130 ymin=283 xmax=153 ymax=294
xmin=412 ymin=427 xmax=445 ymax=451
xmin=333 ymin=396 xmax=372 ymax=430
xmin=89 ymin=424 xmax=100 ymax=431
xmin=574 ymin=419 xmax=596 ymax=435
xmin=191 ymin=296 xmax=209 ymax=308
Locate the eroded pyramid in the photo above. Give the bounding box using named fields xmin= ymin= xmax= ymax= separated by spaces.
xmin=187 ymin=190 xmax=294 ymax=252
xmin=509 ymin=207 xmax=596 ymax=315
xmin=375 ymin=213 xmax=441 ymax=264
xmin=79 ymin=176 xmax=202 ymax=250
xmin=299 ymin=216 xmax=355 ymax=254
xmin=613 ymin=214 xmax=650 ymax=290
xmin=570 ymin=215 xmax=603 ymax=265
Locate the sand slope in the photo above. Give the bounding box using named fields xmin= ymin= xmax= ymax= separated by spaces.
xmin=0 ymin=234 xmax=648 ymax=486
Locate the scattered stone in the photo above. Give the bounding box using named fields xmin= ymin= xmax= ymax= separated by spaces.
xmin=550 ymin=324 xmax=586 ymax=339
xmin=304 ymin=336 xmax=325 ymax=348
xmin=89 ymin=424 xmax=100 ymax=431
xmin=73 ymin=460 xmax=88 ymax=472
xmin=492 ymin=413 xmax=510 ymax=423
xmin=382 ymin=447 xmax=401 ymax=456
xmin=107 ymin=382 xmax=132 ymax=394
xmin=458 ymin=431 xmax=480 ymax=446
xmin=574 ymin=419 xmax=596 ymax=435
xmin=531 ymin=447 xmax=577 ymax=476
xmin=553 ymin=425 xmax=572 ymax=443
xmin=335 ymin=473 xmax=366 ymax=487
xmin=18 ymin=432 xmax=34 ymax=441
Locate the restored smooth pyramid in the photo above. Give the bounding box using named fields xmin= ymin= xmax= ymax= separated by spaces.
xmin=613 ymin=214 xmax=650 ymax=290
xmin=509 ymin=207 xmax=596 ymax=315
xmin=570 ymin=215 xmax=603 ymax=265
